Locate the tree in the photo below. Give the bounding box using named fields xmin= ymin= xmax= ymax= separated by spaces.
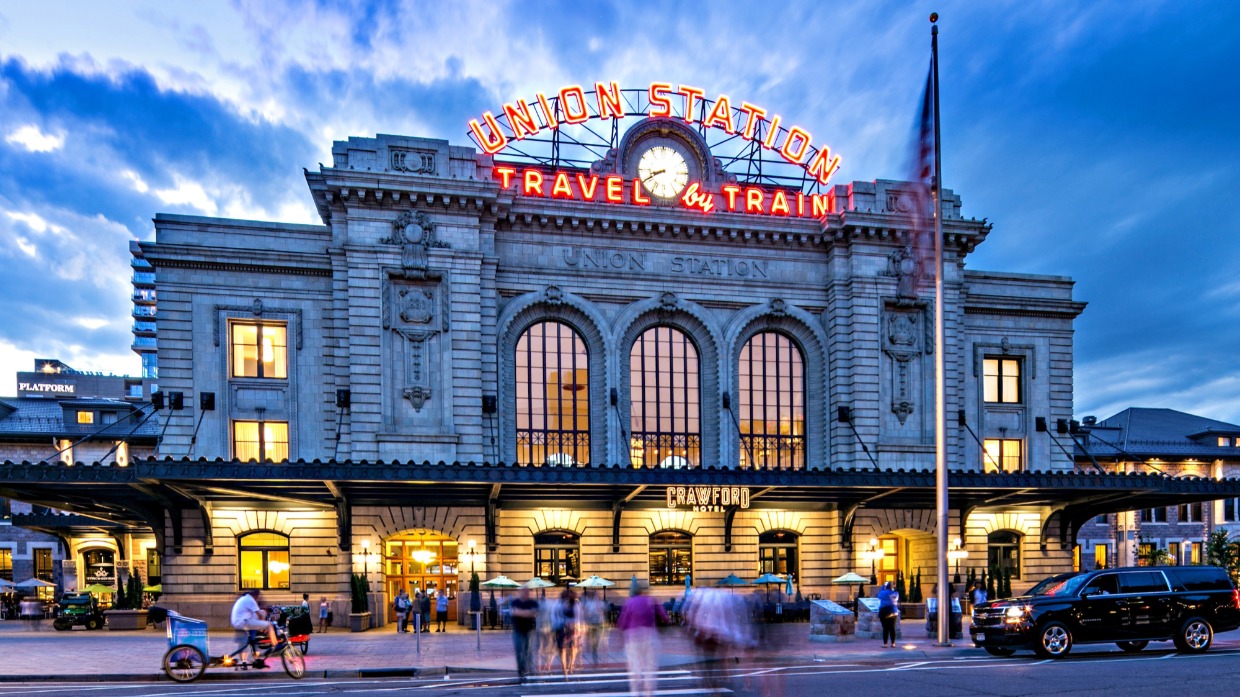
xmin=113 ymin=579 xmax=128 ymax=610
xmin=986 ymin=565 xmax=997 ymax=599
xmin=1205 ymin=529 xmax=1240 ymax=581
xmin=1137 ymin=533 xmax=1174 ymax=567
xmin=350 ymin=573 xmax=369 ymax=614
xmin=1001 ymin=567 xmax=1012 ymax=599
xmin=895 ymin=570 xmax=906 ymax=601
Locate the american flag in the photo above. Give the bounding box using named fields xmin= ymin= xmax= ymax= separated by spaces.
xmin=904 ymin=63 xmax=936 ymax=295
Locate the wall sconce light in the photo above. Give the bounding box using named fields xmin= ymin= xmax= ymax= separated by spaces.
xmin=948 ymin=537 xmax=969 ymax=584
xmin=860 ymin=537 xmax=885 ymax=585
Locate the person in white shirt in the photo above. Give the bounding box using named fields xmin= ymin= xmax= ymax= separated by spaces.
xmin=230 ymin=589 xmax=279 ymax=650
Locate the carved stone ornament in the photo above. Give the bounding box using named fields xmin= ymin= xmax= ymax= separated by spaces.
xmin=250 ymin=298 xmax=264 ymax=316
xmin=770 ymin=298 xmax=788 ymax=316
xmin=544 ymin=285 xmax=565 ymax=305
xmin=892 ymin=399 xmax=914 ymax=424
xmin=399 ymin=288 xmax=434 ymax=324
xmin=403 ymin=386 xmax=432 ymax=412
xmin=658 ymin=291 xmax=678 ymax=312
xmin=381 ymin=209 xmax=447 ymax=280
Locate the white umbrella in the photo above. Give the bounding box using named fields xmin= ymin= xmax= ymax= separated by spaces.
xmin=574 ymin=575 xmax=616 ymax=600
xmin=832 ymin=572 xmax=871 ymax=615
xmin=481 ymin=575 xmax=523 ymax=589
xmin=14 ymin=578 xmax=55 ymax=589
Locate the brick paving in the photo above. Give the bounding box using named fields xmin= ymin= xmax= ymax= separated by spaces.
xmin=0 ymin=617 xmax=982 ymax=680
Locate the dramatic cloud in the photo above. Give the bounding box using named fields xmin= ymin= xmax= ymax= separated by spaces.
xmin=0 ymin=1 xmax=1236 ymax=424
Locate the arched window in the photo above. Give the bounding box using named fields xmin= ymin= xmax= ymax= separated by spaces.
xmin=758 ymin=530 xmax=799 ymax=581
xmin=649 ymin=531 xmax=692 ymax=585
xmin=988 ymin=531 xmax=1022 ymax=580
xmin=630 ymin=327 xmax=700 ymax=468
xmin=239 ymin=531 xmax=290 ymax=590
xmin=533 ymin=531 xmax=581 ymax=585
xmin=738 ymin=332 xmax=805 ymax=469
xmin=516 ymin=321 xmax=590 ymax=466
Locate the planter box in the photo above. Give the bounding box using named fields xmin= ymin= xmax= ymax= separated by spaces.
xmin=900 ymin=603 xmax=925 ymax=620
xmin=105 ymin=609 xmax=149 ymax=630
xmin=349 ymin=612 xmax=371 ymax=632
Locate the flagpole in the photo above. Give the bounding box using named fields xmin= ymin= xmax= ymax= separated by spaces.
xmin=930 ymin=12 xmax=951 ymax=647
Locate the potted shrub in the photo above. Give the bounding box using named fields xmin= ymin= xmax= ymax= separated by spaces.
xmin=105 ymin=576 xmax=149 ymax=630
xmin=348 ymin=573 xmax=370 ymax=632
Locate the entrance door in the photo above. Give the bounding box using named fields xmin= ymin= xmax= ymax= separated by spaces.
xmin=876 ymin=536 xmax=901 ymax=588
xmin=384 ymin=532 xmax=459 ymax=624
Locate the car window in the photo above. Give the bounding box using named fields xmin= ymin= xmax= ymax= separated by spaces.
xmin=1167 ymin=567 xmax=1232 ymax=591
xmin=1028 ymin=573 xmax=1086 ymax=596
xmin=1118 ymin=571 xmax=1170 ymax=594
xmin=1080 ymin=574 xmax=1118 ymax=596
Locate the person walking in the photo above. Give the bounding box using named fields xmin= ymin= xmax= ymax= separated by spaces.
xmin=971 ymin=581 xmax=987 ymax=609
xmin=581 ymin=590 xmax=607 ymax=665
xmin=555 ymin=587 xmax=581 ymax=677
xmin=877 ymin=581 xmax=899 ymax=648
xmin=510 ymin=586 xmax=540 ymax=681
xmin=318 ymin=596 xmax=329 ymax=634
xmin=616 ymin=586 xmax=669 ymax=697
xmin=394 ymin=589 xmax=411 ymax=633
xmin=435 ymin=589 xmax=450 ymax=632
xmin=418 ymin=590 xmax=431 ymax=633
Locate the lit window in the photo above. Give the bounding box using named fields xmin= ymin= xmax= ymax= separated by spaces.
xmin=533 ymin=531 xmax=580 ymax=585
xmin=147 ymin=549 xmax=161 ymax=585
xmin=231 ymin=323 xmax=288 ymax=379
xmin=630 ymin=327 xmax=701 ymax=468
xmin=987 ymin=530 xmax=1021 ymax=580
xmin=77 ymin=411 xmax=95 ymax=425
xmin=232 ymin=420 xmax=289 ymax=462
xmin=738 ymin=333 xmax=805 ymax=469
xmin=1093 ymin=543 xmax=1108 ymax=570
xmin=0 ymin=549 xmax=11 ymax=582
xmin=239 ymin=532 xmax=290 ymax=590
xmin=1168 ymin=542 xmax=1181 ymax=566
xmin=649 ymin=531 xmax=692 ymax=586
xmin=982 ymin=439 xmax=1023 ymax=473
xmin=1189 ymin=542 xmax=1202 ymax=565
xmin=1218 ymin=436 xmax=1231 ymax=447
xmin=982 ymin=358 xmax=1021 ymax=404
xmin=759 ymin=530 xmax=799 ymax=581
xmin=34 ymin=548 xmax=53 ymax=582
xmin=515 ymin=322 xmax=590 ymax=466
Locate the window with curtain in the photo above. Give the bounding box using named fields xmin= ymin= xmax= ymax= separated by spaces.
xmin=738 ymin=332 xmax=805 ymax=469
xmin=982 ymin=357 xmax=1021 ymax=403
xmin=982 ymin=439 xmax=1023 ymax=473
xmin=231 ymin=322 xmax=288 ymax=379
xmin=239 ymin=532 xmax=290 ymax=590
xmin=515 ymin=322 xmax=590 ymax=466
xmin=630 ymin=327 xmax=700 ymax=468
xmin=232 ymin=420 xmax=289 ymax=462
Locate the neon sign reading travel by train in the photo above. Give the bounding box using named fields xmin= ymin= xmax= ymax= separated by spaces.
xmin=494 ymin=165 xmax=833 ymax=219
xmin=469 ymin=82 xmax=842 ymax=186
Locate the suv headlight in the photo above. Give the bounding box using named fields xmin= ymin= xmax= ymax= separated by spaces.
xmin=1004 ymin=605 xmax=1030 ymax=622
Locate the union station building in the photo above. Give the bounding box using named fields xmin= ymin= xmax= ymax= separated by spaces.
xmin=4 ymin=87 xmax=1237 ymax=625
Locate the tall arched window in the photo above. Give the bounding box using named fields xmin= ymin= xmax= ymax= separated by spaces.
xmin=988 ymin=530 xmax=1022 ymax=580
xmin=758 ymin=530 xmax=799 ymax=581
xmin=630 ymin=327 xmax=700 ymax=468
xmin=533 ymin=531 xmax=581 ymax=584
xmin=739 ymin=332 xmax=805 ymax=469
xmin=649 ymin=531 xmax=692 ymax=585
xmin=516 ymin=321 xmax=590 ymax=466
xmin=239 ymin=531 xmax=290 ymax=590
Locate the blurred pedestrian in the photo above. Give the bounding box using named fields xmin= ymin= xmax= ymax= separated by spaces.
xmin=877 ymin=581 xmax=899 ymax=647
xmin=971 ymin=581 xmax=987 ymax=609
xmin=617 ymin=585 xmax=668 ymax=697
xmin=581 ymin=589 xmax=607 ymax=665
xmin=435 ymin=590 xmax=450 ymax=632
xmin=419 ymin=590 xmax=431 ymax=633
xmin=685 ymin=588 xmax=751 ymax=689
xmin=555 ymin=587 xmax=581 ymax=676
xmin=510 ymin=586 xmax=540 ymax=681
xmin=393 ymin=588 xmax=411 ymax=633
xmin=318 ymin=596 xmax=329 ymax=634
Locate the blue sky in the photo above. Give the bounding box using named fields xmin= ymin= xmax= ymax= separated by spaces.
xmin=0 ymin=1 xmax=1237 ymax=423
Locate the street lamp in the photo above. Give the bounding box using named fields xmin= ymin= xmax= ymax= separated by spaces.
xmin=353 ymin=539 xmax=381 ymax=590
xmin=464 ymin=539 xmax=479 ymax=574
xmin=948 ymin=537 xmax=968 ymax=584
xmin=861 ymin=537 xmax=885 ymax=585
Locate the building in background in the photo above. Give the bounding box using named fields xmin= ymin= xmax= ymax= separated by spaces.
xmin=131 ymin=240 xmax=159 ymax=381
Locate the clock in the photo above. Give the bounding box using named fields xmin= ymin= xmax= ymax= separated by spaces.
xmin=637 ymin=145 xmax=690 ymax=199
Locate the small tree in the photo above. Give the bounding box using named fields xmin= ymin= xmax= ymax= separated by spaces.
xmin=127 ymin=576 xmax=143 ymax=609
xmin=1001 ymin=566 xmax=1012 ymax=599
xmin=1205 ymin=529 xmax=1239 ymax=580
xmin=895 ymin=570 xmax=906 ymax=601
xmin=909 ymin=568 xmax=922 ymax=603
xmin=987 ymin=565 xmax=998 ymax=599
xmin=113 ymin=579 xmax=128 ymax=610
xmin=350 ymin=573 xmax=369 ymax=614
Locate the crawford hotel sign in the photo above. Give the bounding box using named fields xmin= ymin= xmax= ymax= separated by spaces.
xmin=469 ymin=81 xmax=842 ymax=218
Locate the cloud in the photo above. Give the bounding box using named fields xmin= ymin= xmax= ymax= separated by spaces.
xmin=5 ymin=123 xmax=64 ymax=152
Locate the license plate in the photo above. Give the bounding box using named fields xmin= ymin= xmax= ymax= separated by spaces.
xmin=975 ymin=633 xmax=985 ymax=642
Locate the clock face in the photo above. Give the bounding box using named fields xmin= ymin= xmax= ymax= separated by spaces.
xmin=637 ymin=145 xmax=690 ymax=199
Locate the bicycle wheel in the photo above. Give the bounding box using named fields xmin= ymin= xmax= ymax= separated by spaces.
xmin=162 ymin=644 xmax=207 ymax=682
xmin=281 ymin=644 xmax=306 ymax=679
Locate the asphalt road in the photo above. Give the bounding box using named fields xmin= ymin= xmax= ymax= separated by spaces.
xmin=6 ymin=645 xmax=1240 ymax=697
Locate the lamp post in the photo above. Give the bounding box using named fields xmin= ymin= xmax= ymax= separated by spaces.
xmin=948 ymin=537 xmax=968 ymax=584
xmin=861 ymin=537 xmax=885 ymax=586
xmin=354 ymin=539 xmax=380 ymax=590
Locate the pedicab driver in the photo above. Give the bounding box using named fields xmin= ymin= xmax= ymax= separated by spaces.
xmin=230 ymin=589 xmax=282 ymax=652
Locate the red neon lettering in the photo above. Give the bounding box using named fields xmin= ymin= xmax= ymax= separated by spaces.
xmin=678 ymin=85 xmax=706 ymax=123
xmin=560 ymin=85 xmax=589 ymax=124
xmin=523 ymin=170 xmax=544 ymax=196
xmin=551 ymin=172 xmax=573 ymax=199
xmin=632 ymin=179 xmax=651 ymax=205
xmin=796 ymin=192 xmax=805 ymax=216
xmin=681 ymin=183 xmax=716 ymax=214
xmin=738 ymin=102 xmax=767 ymax=140
xmin=704 ymin=95 xmax=735 ymax=133
xmin=595 ymin=81 xmax=624 ymax=119
xmin=648 ymin=82 xmax=674 ymax=117
xmin=763 ymin=115 xmax=782 ymax=149
xmin=805 ymin=147 xmax=842 ymax=185
xmin=745 ymin=188 xmax=765 ymax=213
xmin=576 ymin=173 xmax=599 ymax=200
xmin=770 ymin=190 xmax=790 ymax=216
xmin=812 ymin=194 xmax=830 ymax=217
xmin=779 ymin=126 xmax=812 ymax=164
xmin=536 ymin=92 xmax=559 ymax=129
xmin=503 ymin=99 xmax=541 ymax=139
xmin=722 ymin=184 xmax=742 ymax=211
xmin=468 ymin=112 xmax=508 ymax=155
xmin=495 ymin=166 xmax=517 ymax=189
xmin=605 ymin=176 xmax=624 ymax=203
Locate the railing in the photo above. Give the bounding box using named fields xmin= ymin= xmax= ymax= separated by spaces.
xmin=132 ymin=337 xmax=156 ymax=348
xmin=515 ymin=429 xmax=590 ymax=466
xmin=132 ymin=272 xmax=155 ymax=285
xmin=132 ymin=306 xmax=156 ymax=318
xmin=739 ymin=435 xmax=806 ymax=470
xmin=133 ymin=321 xmax=157 ymax=333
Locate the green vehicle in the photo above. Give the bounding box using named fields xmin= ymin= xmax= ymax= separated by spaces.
xmin=53 ymin=593 xmax=106 ymax=631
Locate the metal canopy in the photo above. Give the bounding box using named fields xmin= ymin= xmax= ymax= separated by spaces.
xmin=4 ymin=458 xmax=1239 ymax=546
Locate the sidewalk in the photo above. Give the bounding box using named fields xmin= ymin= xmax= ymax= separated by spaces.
xmin=0 ymin=617 xmax=980 ymax=681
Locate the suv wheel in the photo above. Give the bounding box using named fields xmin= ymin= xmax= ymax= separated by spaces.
xmin=1174 ymin=617 xmax=1212 ymax=653
xmin=1034 ymin=621 xmax=1073 ymax=659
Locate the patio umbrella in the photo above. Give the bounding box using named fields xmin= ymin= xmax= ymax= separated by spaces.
xmin=575 ymin=575 xmax=616 ymax=600
xmin=785 ymin=575 xmax=794 ymax=600
xmin=685 ymin=573 xmax=692 ymax=598
xmin=0 ymin=578 xmax=15 ymax=591
xmin=754 ymin=573 xmax=785 ymax=602
xmin=715 ymin=574 xmax=750 ymax=593
xmin=630 ymin=574 xmax=639 ymax=596
xmin=82 ymin=583 xmax=115 ymax=595
xmin=480 ymin=575 xmax=522 ymax=590
xmin=832 ymin=572 xmax=871 ymax=615
xmin=142 ymin=584 xmax=163 ymax=594
xmin=14 ymin=578 xmax=55 ymax=589
xmin=525 ymin=577 xmax=555 ymax=598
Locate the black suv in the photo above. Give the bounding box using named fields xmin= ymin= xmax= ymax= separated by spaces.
xmin=971 ymin=566 xmax=1240 ymax=658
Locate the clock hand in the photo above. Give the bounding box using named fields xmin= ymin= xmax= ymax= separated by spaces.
xmin=650 ymin=169 xmax=666 ymax=177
